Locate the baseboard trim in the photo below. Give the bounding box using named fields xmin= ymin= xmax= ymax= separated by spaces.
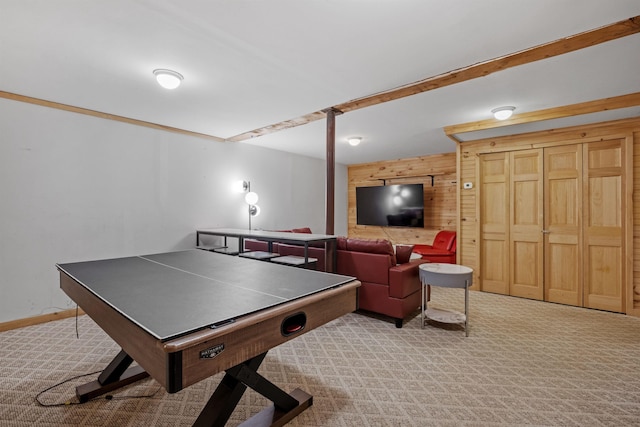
xmin=0 ymin=308 xmax=85 ymax=332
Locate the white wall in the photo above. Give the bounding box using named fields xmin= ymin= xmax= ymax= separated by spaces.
xmin=0 ymin=98 xmax=347 ymax=323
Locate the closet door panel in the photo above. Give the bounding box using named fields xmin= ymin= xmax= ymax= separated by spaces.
xmin=583 ymin=140 xmax=625 ymax=312
xmin=510 ymin=150 xmax=543 ymax=299
xmin=479 ymin=153 xmax=510 ymax=294
xmin=544 ymin=145 xmax=583 ymax=306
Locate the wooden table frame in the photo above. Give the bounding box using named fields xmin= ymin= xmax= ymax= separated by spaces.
xmin=60 ymin=271 xmax=359 ymax=426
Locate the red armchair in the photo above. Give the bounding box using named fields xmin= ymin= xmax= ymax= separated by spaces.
xmin=413 ymin=230 xmax=456 ymax=263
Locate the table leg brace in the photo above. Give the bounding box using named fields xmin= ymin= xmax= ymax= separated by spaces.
xmin=194 ymin=352 xmax=312 ymax=427
xmin=76 ymin=349 xmax=149 ymax=403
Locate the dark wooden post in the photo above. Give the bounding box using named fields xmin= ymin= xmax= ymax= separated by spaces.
xmin=324 ymin=108 xmax=342 ymax=235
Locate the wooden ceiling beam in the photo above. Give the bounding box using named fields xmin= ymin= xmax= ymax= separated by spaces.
xmin=444 ymin=91 xmax=640 ymax=136
xmin=226 ymin=111 xmax=327 ymax=142
xmin=335 ymin=16 xmax=640 ymax=113
xmin=227 ymin=15 xmax=640 ymax=142
xmin=0 ymin=91 xmax=226 ymax=143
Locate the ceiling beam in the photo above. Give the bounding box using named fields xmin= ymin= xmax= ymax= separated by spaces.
xmin=226 ymin=111 xmax=327 ymax=142
xmin=336 ymin=16 xmax=640 ymax=113
xmin=227 ymin=15 xmax=640 ymax=142
xmin=444 ymin=91 xmax=640 ymax=136
xmin=0 ymin=91 xmax=226 ymax=143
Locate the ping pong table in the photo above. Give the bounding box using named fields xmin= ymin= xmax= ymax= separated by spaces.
xmin=57 ymin=249 xmax=360 ymax=426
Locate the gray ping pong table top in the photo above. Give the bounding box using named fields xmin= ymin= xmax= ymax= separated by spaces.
xmin=57 ymin=249 xmax=355 ymax=341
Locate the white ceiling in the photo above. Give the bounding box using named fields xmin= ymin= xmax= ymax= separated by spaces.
xmin=2 ymin=1 xmax=640 ymax=165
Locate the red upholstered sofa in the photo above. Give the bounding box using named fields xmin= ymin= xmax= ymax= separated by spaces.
xmin=244 ymin=230 xmax=427 ymax=328
xmin=413 ymin=230 xmax=456 ymax=264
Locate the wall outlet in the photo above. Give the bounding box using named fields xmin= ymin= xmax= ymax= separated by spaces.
xmin=463 ymin=182 xmax=473 ymax=189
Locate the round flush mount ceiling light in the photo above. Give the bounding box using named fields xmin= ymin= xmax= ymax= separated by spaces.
xmin=347 ymin=137 xmax=362 ymax=146
xmin=491 ymin=106 xmax=515 ymax=120
xmin=153 ymin=69 xmax=183 ymax=89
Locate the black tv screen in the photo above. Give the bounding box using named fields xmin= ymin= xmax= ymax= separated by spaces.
xmin=356 ymin=184 xmax=424 ymax=227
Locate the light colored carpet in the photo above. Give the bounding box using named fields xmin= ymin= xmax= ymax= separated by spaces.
xmin=1 ymin=287 xmax=639 ymax=426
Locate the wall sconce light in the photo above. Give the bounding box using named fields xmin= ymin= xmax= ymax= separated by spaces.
xmin=153 ymin=69 xmax=184 ymax=89
xmin=236 ymin=180 xmax=249 ymax=193
xmin=248 ymin=204 xmax=261 ymax=217
xmin=238 ymin=180 xmax=260 ymax=229
xmin=245 ymin=191 xmax=259 ymax=206
xmin=491 ymin=106 xmax=515 ymax=120
xmin=347 ymin=137 xmax=362 ymax=146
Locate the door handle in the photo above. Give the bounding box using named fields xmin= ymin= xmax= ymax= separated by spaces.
xmin=541 ymin=230 xmax=551 ymax=234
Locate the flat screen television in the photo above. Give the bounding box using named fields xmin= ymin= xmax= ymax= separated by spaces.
xmin=356 ymin=184 xmax=424 ymax=227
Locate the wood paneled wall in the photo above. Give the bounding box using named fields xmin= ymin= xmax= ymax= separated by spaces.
xmin=456 ymin=117 xmax=640 ymax=317
xmin=347 ymin=152 xmax=457 ymax=245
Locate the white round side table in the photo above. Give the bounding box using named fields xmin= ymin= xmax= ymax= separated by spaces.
xmin=419 ymin=263 xmax=473 ymax=336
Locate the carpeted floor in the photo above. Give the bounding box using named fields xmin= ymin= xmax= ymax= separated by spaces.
xmin=1 ymin=287 xmax=639 ymax=426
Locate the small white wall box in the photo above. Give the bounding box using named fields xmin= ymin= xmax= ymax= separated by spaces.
xmin=463 ymin=182 xmax=473 ymax=189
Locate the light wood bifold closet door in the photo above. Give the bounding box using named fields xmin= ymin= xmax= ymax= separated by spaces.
xmin=479 ymin=138 xmax=627 ymax=312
